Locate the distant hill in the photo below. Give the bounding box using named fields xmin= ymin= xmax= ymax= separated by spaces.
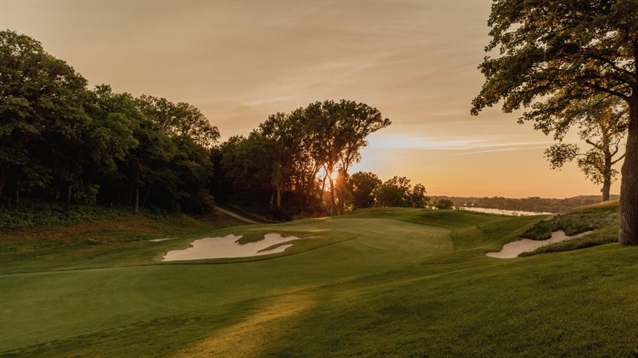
xmin=445 ymin=195 xmax=619 ymax=213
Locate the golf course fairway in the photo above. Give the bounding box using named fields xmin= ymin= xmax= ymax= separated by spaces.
xmin=1 ymin=208 xmax=637 ymax=357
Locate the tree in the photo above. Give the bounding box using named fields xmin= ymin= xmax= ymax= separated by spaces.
xmin=435 ymin=198 xmax=454 ymax=210
xmin=471 ymin=1 xmax=638 ymax=245
xmin=84 ymin=85 xmax=141 ymax=206
xmin=136 ymin=95 xmax=220 ymax=148
xmin=376 ymin=176 xmax=412 ymax=207
xmin=167 ymin=135 xmax=215 ymax=213
xmin=0 ymin=30 xmax=88 ymax=206
xmin=410 ymin=183 xmax=429 ymax=208
xmin=305 ymin=100 xmax=391 ymax=214
xmin=220 ymin=134 xmax=276 ymax=206
xmin=349 ymin=171 xmax=382 ymax=209
xmin=258 ymin=112 xmax=306 ymax=208
xmin=544 ymin=95 xmax=627 ymax=201
xmin=125 ymin=117 xmax=175 ymax=214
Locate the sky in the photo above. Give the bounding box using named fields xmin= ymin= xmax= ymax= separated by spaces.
xmin=1 ymin=0 xmax=620 ymax=198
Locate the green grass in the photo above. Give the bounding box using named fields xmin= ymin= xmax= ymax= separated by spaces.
xmin=522 ymin=200 xmax=619 ymax=240
xmin=1 ymin=207 xmax=636 ymax=357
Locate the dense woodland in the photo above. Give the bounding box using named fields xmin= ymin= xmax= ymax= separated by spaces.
xmin=1 ymin=31 xmax=219 ymax=214
xmin=1 ymin=30 xmax=432 ymax=220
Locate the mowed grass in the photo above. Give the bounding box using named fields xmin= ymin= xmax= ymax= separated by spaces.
xmin=1 ymin=208 xmax=637 ymax=357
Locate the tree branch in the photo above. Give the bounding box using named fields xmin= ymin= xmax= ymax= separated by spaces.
xmin=586 ymin=53 xmax=635 ymax=82
xmin=611 ymin=153 xmax=626 ymax=165
xmin=582 ymin=84 xmax=630 ymax=102
xmin=585 ymin=139 xmax=604 ymax=151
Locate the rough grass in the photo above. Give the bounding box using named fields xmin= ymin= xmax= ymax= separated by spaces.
xmin=522 ymin=200 xmax=619 ymax=240
xmin=1 ymin=207 xmax=636 ymax=357
xmin=0 ymin=210 xmax=246 ymax=274
xmin=0 ymin=201 xmax=133 ymax=233
xmin=517 ymin=200 xmax=620 ymax=257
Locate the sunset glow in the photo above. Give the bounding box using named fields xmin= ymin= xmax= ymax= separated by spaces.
xmin=1 ymin=1 xmax=620 ymax=198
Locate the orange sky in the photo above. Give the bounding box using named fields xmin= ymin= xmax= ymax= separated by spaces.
xmin=1 ymin=0 xmax=620 ymax=198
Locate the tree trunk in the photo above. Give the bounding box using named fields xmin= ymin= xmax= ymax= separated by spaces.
xmin=601 ymin=178 xmax=611 ymax=202
xmin=328 ymin=175 xmax=336 ymax=216
xmin=15 ymin=185 xmax=20 ymax=207
xmin=619 ymin=94 xmax=638 ymax=245
xmin=276 ymin=185 xmax=282 ymax=208
xmin=134 ymin=184 xmax=140 ymax=214
xmin=0 ymin=169 xmax=8 ymax=200
xmin=142 ymin=189 xmax=150 ymax=210
xmin=66 ymin=184 xmax=72 ymax=214
xmin=602 ymin=152 xmax=612 ymax=202
xmin=320 ymin=174 xmax=327 ymax=194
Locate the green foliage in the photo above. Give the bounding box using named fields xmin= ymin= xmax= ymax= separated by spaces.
xmin=543 ymin=95 xmax=627 ymax=200
xmin=348 ymin=171 xmax=381 ymax=209
xmin=0 ymin=29 xmax=88 ymax=203
xmin=136 ymin=95 xmax=220 ymax=148
xmin=435 ymin=198 xmax=454 ymax=210
xmin=216 ymin=100 xmax=392 ymax=217
xmin=0 ymin=200 xmax=128 ymax=233
xmin=376 ymin=176 xmax=428 ymax=208
xmin=0 ymin=31 xmax=219 ymax=216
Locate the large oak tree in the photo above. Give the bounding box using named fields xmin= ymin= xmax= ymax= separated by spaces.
xmin=471 ymin=0 xmax=638 ymax=245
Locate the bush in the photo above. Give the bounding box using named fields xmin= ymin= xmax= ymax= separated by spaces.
xmin=0 ymin=200 xmax=130 ymax=233
xmin=435 ymin=199 xmax=454 ymax=210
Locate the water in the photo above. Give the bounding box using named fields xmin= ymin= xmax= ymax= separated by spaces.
xmin=458 ymin=207 xmax=553 ymax=216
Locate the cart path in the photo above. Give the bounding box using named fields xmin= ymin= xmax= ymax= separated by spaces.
xmin=215 ymin=206 xmax=260 ymax=224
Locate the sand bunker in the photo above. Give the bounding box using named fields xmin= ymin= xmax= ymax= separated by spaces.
xmin=162 ymin=233 xmax=301 ymax=261
xmin=486 ymin=230 xmax=593 ymax=259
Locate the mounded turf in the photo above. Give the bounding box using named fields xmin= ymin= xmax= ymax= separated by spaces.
xmin=1 ymin=208 xmax=636 ymax=357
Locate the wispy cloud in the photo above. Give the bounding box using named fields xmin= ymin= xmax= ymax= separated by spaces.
xmin=245 ymin=96 xmax=297 ymax=107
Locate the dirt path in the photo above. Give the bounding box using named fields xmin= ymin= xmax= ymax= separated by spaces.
xmin=214 ymin=206 xmax=260 ymax=224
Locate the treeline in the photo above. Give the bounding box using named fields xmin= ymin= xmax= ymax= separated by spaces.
xmin=4 ymin=30 xmax=425 ymax=219
xmin=1 ymin=31 xmax=219 ymax=213
xmin=449 ymin=195 xmax=617 ymax=213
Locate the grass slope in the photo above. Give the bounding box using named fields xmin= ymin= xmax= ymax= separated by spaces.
xmin=1 ymin=207 xmax=636 ymax=357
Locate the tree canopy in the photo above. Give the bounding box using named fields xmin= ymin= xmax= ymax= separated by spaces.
xmin=216 ymin=100 xmax=391 ymax=217
xmin=376 ymin=176 xmax=428 ymax=208
xmin=471 ymin=0 xmax=638 ymax=245
xmin=0 ymin=30 xmax=219 ymax=214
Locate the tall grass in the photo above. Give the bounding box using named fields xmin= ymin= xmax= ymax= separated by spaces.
xmin=521 ymin=200 xmax=619 ymax=240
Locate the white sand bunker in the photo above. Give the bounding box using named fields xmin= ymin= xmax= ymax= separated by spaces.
xmin=162 ymin=233 xmax=301 ymax=261
xmin=486 ymin=230 xmax=593 ymax=259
